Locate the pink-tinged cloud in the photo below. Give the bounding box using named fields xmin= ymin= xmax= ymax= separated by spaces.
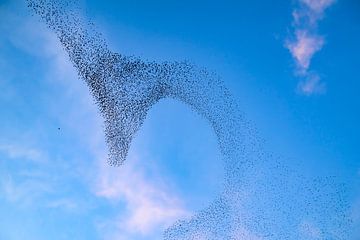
xmin=286 ymin=30 xmax=324 ymax=75
xmin=298 ymin=73 xmax=325 ymax=95
xmin=286 ymin=0 xmax=335 ymax=95
xmin=301 ymin=0 xmax=335 ymax=14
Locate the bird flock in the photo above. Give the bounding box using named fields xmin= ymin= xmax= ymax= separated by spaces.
xmin=27 ymin=0 xmax=351 ymax=239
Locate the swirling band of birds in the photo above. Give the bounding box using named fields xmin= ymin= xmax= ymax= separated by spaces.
xmin=27 ymin=0 xmax=351 ymax=239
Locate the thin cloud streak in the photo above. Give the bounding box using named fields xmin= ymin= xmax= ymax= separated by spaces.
xmin=0 ymin=175 xmax=51 ymax=205
xmin=0 ymin=143 xmax=47 ymax=163
xmin=286 ymin=0 xmax=335 ymax=95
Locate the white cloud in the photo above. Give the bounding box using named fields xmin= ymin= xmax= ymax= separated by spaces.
xmin=0 ymin=141 xmax=80 ymax=211
xmin=0 ymin=143 xmax=47 ymax=163
xmin=94 ymin=155 xmax=190 ymax=237
xmin=0 ymin=0 xmax=78 ymax=86
xmin=286 ymin=0 xmax=335 ymax=95
xmin=301 ymin=0 xmax=335 ymax=14
xmin=0 ymin=174 xmax=52 ymax=206
xmin=46 ymin=198 xmax=78 ymax=210
xmin=297 ymin=73 xmax=326 ymax=95
xmin=286 ymin=30 xmax=324 ymax=75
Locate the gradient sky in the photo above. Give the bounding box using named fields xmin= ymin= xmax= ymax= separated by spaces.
xmin=0 ymin=0 xmax=359 ymax=239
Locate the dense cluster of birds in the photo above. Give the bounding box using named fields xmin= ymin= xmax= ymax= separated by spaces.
xmin=27 ymin=0 xmax=351 ymax=239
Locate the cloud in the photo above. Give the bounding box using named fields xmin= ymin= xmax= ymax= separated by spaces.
xmin=0 ymin=174 xmax=52 ymax=206
xmin=0 ymin=141 xmax=77 ymax=210
xmin=301 ymin=0 xmax=335 ymax=14
xmin=0 ymin=143 xmax=47 ymax=163
xmin=297 ymin=73 xmax=326 ymax=95
xmin=0 ymin=12 xmax=85 ymax=207
xmin=94 ymin=155 xmax=190 ymax=237
xmin=286 ymin=30 xmax=324 ymax=75
xmin=285 ymin=0 xmax=335 ymax=95
xmin=0 ymin=0 xmax=77 ymax=86
xmin=46 ymin=198 xmax=78 ymax=210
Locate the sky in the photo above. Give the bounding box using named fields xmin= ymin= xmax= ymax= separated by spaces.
xmin=0 ymin=0 xmax=359 ymax=239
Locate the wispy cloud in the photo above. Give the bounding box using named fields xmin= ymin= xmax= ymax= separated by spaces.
xmin=94 ymin=155 xmax=190 ymax=238
xmin=0 ymin=141 xmax=81 ymax=211
xmin=0 ymin=4 xmax=85 ymax=211
xmin=0 ymin=174 xmax=52 ymax=206
xmin=0 ymin=141 xmax=51 ymax=205
xmin=0 ymin=143 xmax=47 ymax=163
xmin=0 ymin=1 xmax=78 ymax=91
xmin=46 ymin=198 xmax=79 ymax=210
xmin=285 ymin=0 xmax=335 ymax=95
xmin=297 ymin=72 xmax=325 ymax=95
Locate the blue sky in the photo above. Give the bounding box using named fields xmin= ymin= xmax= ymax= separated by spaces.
xmin=0 ymin=0 xmax=359 ymax=239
